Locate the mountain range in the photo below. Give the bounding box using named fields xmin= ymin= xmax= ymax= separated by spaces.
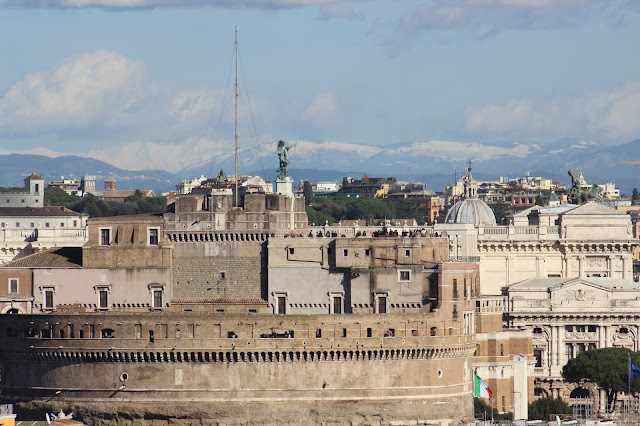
xmin=1 ymin=137 xmax=639 ymax=195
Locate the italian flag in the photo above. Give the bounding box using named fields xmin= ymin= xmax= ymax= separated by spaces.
xmin=474 ymin=372 xmax=492 ymax=399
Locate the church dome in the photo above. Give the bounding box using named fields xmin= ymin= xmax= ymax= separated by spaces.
xmin=445 ymin=198 xmax=497 ymax=226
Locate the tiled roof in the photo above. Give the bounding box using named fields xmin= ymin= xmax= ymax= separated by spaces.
xmin=0 ymin=206 xmax=86 ymax=217
xmin=24 ymin=173 xmax=43 ymax=180
xmin=0 ymin=247 xmax=83 ymax=268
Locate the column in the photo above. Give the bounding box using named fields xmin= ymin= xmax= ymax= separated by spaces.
xmin=623 ymin=256 xmax=630 ymax=280
xmin=550 ymin=325 xmax=557 ymax=369
xmin=608 ymin=255 xmax=614 ymax=277
xmin=506 ymin=256 xmax=515 ymax=285
xmin=536 ymin=256 xmax=545 ymax=278
xmin=598 ymin=324 xmax=606 ymax=348
xmin=563 ymin=255 xmax=571 ymax=278
xmin=605 ymin=325 xmax=611 ymax=348
xmin=578 ymin=255 xmax=585 ymax=278
xmin=557 ymin=325 xmax=565 ymax=368
xmin=636 ymin=325 xmax=640 ymax=351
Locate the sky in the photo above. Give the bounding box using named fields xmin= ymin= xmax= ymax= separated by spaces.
xmin=1 ymin=0 xmax=640 ymax=173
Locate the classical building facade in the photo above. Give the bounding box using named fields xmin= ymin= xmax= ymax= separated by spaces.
xmin=503 ymin=277 xmax=640 ymax=410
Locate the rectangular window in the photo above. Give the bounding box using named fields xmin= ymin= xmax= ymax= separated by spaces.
xmin=378 ymin=296 xmax=387 ymax=314
xmin=153 ymin=290 xmax=163 ymax=308
xmin=533 ymin=349 xmax=542 ymax=367
xmin=30 ymin=222 xmax=34 ymax=227
xmin=405 ymin=249 xmax=410 ymax=257
xmin=45 ymin=223 xmax=50 ymax=228
xmin=288 ymin=247 xmax=294 ymax=255
xmin=399 ymin=270 xmax=410 ymax=281
xmin=149 ymin=228 xmax=159 ymax=245
xmin=44 ymin=289 xmax=54 ymax=310
xmin=277 ymin=296 xmax=287 ymax=315
xmin=333 ymin=296 xmax=342 ymax=314
xmin=343 ymin=249 xmax=348 ymax=256
xmin=60 ymin=223 xmax=65 ymax=228
xmin=365 ymin=249 xmax=370 ymax=256
xmin=99 ymin=289 xmax=109 ymax=309
xmin=100 ymin=228 xmax=111 ymax=246
xmin=453 ymin=279 xmax=459 ymax=299
xmin=15 ymin=222 xmax=20 ymax=227
xmin=73 ymin=220 xmax=78 ymax=227
xmin=9 ymin=279 xmax=18 ymax=294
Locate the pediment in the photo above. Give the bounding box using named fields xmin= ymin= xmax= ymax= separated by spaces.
xmin=549 ymin=279 xmax=609 ymax=303
xmin=562 ymin=202 xmax=623 ymax=216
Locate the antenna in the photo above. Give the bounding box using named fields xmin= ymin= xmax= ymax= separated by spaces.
xmin=234 ymin=26 xmax=239 ymax=208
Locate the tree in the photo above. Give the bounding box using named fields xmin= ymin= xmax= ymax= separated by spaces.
xmin=473 ymin=398 xmax=512 ymax=421
xmin=562 ymin=347 xmax=640 ymax=412
xmin=535 ymin=194 xmax=545 ymax=206
xmin=303 ymin=181 xmax=314 ymax=206
xmin=633 ymin=188 xmax=640 ymax=202
xmin=491 ymin=200 xmax=512 ymax=225
xmin=44 ymin=187 xmax=81 ymax=207
xmin=528 ymin=396 xmax=571 ymax=420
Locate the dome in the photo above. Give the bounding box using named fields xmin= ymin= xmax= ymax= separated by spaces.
xmin=445 ymin=198 xmax=496 ymax=226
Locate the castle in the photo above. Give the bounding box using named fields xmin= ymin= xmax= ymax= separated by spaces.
xmin=0 ymin=172 xmax=480 ymax=424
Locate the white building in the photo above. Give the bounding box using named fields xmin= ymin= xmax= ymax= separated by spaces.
xmin=0 ymin=173 xmax=44 ymax=208
xmin=176 ymin=175 xmax=207 ymax=195
xmin=504 ymin=276 xmax=640 ymax=408
xmin=0 ymin=206 xmax=88 ymax=264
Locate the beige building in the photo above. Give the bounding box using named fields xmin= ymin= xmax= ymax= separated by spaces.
xmin=504 ymin=276 xmax=640 ymax=410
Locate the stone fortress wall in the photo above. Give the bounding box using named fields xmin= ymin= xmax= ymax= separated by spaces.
xmin=0 ymin=312 xmax=474 ymax=423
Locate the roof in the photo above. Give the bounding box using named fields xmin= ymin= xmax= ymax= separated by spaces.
xmin=505 ymin=277 xmax=640 ymax=291
xmin=104 ymin=176 xmax=117 ymax=182
xmin=24 ymin=173 xmax=43 ymax=180
xmin=0 ymin=206 xmax=87 ymax=217
xmin=562 ymin=201 xmax=625 ymax=216
xmin=445 ymin=198 xmax=496 ymax=226
xmin=0 ymin=247 xmax=83 ymax=268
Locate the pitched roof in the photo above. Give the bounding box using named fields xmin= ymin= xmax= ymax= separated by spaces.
xmin=0 ymin=247 xmax=83 ymax=268
xmin=563 ymin=202 xmax=624 ymax=216
xmin=0 ymin=206 xmax=86 ymax=217
xmin=24 ymin=173 xmax=43 ymax=180
xmin=505 ymin=277 xmax=640 ymax=291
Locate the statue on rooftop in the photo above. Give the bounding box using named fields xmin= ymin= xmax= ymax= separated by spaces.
xmin=567 ymin=168 xmax=603 ymax=204
xmin=276 ymin=140 xmax=296 ymax=180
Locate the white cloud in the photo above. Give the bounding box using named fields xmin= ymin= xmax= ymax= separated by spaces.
xmin=7 ymin=0 xmax=352 ymax=8
xmin=465 ymin=82 xmax=640 ymax=142
xmin=302 ymin=92 xmax=339 ymax=127
xmin=0 ymin=50 xmax=151 ymax=136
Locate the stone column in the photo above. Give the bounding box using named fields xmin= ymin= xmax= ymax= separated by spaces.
xmin=605 ymin=325 xmax=611 ymax=348
xmin=608 ymin=255 xmax=614 ymax=277
xmin=557 ymin=325 xmax=565 ymax=369
xmin=506 ymin=256 xmax=515 ymax=286
xmin=623 ymin=256 xmax=630 ymax=280
xmin=598 ymin=324 xmax=606 ymax=348
xmin=536 ymin=256 xmax=544 ymax=278
xmin=550 ymin=325 xmax=557 ymax=369
xmin=563 ymin=255 xmax=571 ymax=278
xmin=578 ymin=255 xmax=585 ymax=278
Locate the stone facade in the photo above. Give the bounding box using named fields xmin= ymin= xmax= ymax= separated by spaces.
xmin=503 ymin=277 xmax=640 ymax=410
xmin=0 ymin=207 xmax=88 ymax=265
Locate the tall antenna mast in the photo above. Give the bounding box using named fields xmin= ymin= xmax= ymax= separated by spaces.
xmin=234 ymin=26 xmax=239 ymax=208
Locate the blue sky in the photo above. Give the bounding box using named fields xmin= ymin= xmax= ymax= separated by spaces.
xmin=1 ymin=0 xmax=640 ymax=172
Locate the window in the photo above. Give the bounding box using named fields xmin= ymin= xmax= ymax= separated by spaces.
xmin=15 ymin=222 xmax=20 ymax=227
xmin=148 ymin=228 xmax=159 ymax=245
xmin=534 ymin=349 xmax=543 ymax=367
xmin=329 ymin=293 xmax=344 ymax=314
xmin=100 ymin=228 xmax=111 ymax=246
xmin=153 ymin=290 xmax=163 ymax=309
xmin=453 ymin=279 xmax=459 ymax=299
xmin=45 ymin=223 xmax=50 ymax=228
xmin=405 ymin=249 xmax=410 ymax=257
xmin=73 ymin=220 xmax=78 ymax=227
xmin=343 ymin=249 xmax=348 ymax=256
xmin=365 ymin=249 xmax=370 ymax=256
xmin=399 ymin=270 xmax=410 ymax=281
xmin=97 ymin=287 xmax=109 ymax=309
xmin=30 ymin=223 xmax=34 ymax=227
xmin=9 ymin=278 xmax=18 ymax=294
xmin=288 ymin=247 xmax=294 ymax=255
xmin=274 ymin=292 xmax=288 ymax=315
xmin=588 ymin=325 xmax=596 ymax=333
xmin=565 ymin=325 xmax=573 ymax=332
xmin=374 ymin=293 xmax=388 ymax=314
xmin=43 ymin=288 xmax=55 ymax=310
xmin=60 ymin=223 xmax=65 ymax=228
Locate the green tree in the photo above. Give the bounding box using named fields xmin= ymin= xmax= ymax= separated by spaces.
xmin=528 ymin=396 xmax=571 ymax=420
xmin=491 ymin=200 xmax=512 ymax=225
xmin=44 ymin=187 xmax=81 ymax=207
xmin=392 ymin=199 xmax=425 ymax=225
xmin=562 ymin=347 xmax=640 ymax=411
xmin=535 ymin=194 xmax=545 ymax=206
xmin=633 ymin=188 xmax=639 ymax=201
xmin=303 ymin=181 xmax=314 ymax=206
xmin=305 ymin=206 xmax=334 ymax=226
xmin=473 ymin=398 xmax=512 ymax=421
